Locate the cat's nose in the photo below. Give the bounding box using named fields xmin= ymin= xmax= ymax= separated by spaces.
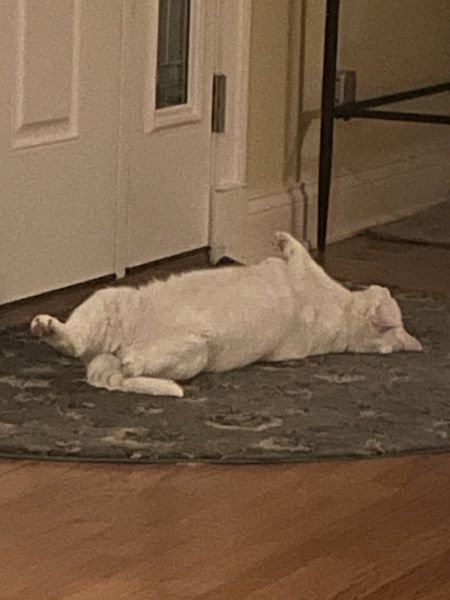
xmin=404 ymin=332 xmax=422 ymax=352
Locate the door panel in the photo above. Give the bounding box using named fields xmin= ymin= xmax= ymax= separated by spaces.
xmin=0 ymin=0 xmax=123 ymax=304
xmin=125 ymin=0 xmax=215 ymax=267
xmin=0 ymin=0 xmax=217 ymax=304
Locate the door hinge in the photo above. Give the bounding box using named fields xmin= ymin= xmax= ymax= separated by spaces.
xmin=212 ymin=73 xmax=227 ymax=133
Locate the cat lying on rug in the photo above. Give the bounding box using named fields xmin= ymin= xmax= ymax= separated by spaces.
xmin=30 ymin=232 xmax=422 ymax=397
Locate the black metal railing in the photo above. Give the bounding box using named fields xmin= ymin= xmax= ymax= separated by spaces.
xmin=317 ymin=0 xmax=450 ymax=255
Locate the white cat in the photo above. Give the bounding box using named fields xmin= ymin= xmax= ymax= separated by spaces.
xmin=30 ymin=232 xmax=422 ymax=397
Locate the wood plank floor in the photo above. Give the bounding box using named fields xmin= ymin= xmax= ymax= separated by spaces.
xmin=1 ymin=235 xmax=449 ymax=599
xmin=1 ymin=455 xmax=449 ymax=600
xmin=324 ymin=235 xmax=450 ymax=295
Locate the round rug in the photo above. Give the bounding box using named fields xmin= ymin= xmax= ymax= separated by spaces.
xmin=0 ymin=288 xmax=449 ymax=463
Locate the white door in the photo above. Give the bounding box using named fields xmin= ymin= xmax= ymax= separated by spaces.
xmin=0 ymin=0 xmax=123 ymax=304
xmin=123 ymin=0 xmax=216 ymax=268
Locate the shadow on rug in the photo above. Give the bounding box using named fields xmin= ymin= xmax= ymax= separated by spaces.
xmin=0 ymin=288 xmax=449 ymax=464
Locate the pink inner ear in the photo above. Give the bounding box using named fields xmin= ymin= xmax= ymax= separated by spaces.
xmin=372 ymin=294 xmax=403 ymax=330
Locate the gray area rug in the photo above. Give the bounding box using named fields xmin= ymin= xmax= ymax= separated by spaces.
xmin=0 ymin=288 xmax=449 ymax=464
xmin=367 ymin=200 xmax=450 ymax=248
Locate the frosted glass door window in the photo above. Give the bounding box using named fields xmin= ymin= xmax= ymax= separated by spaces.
xmin=156 ymin=0 xmax=190 ymax=109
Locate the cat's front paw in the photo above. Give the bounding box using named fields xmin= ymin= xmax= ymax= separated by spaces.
xmin=273 ymin=232 xmax=297 ymax=258
xmin=121 ymin=352 xmax=145 ymax=377
xmin=30 ymin=314 xmax=59 ymax=338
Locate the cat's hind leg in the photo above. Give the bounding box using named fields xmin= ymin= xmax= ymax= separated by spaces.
xmin=31 ymin=314 xmax=78 ymax=356
xmin=273 ymin=231 xmax=338 ymax=290
xmin=120 ymin=334 xmax=208 ymax=381
xmin=273 ymin=231 xmax=310 ymax=262
xmin=86 ymin=354 xmax=184 ymax=397
xmin=31 ymin=292 xmax=104 ymax=358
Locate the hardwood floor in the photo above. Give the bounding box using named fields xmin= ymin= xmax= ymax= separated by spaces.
xmin=1 ymin=236 xmax=449 ymax=599
xmin=1 ymin=455 xmax=449 ymax=600
xmin=324 ymin=235 xmax=450 ymax=295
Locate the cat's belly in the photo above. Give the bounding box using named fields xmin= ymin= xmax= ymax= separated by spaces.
xmin=136 ymin=257 xmax=296 ymax=374
xmin=204 ymin=312 xmax=293 ymax=372
xmin=201 ymin=271 xmax=295 ymax=371
xmin=205 ymin=342 xmax=266 ymax=372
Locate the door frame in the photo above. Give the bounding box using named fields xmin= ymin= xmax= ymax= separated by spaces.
xmin=211 ymin=0 xmax=252 ymax=191
xmin=113 ymin=0 xmax=252 ymax=277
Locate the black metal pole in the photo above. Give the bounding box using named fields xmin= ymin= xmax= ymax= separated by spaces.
xmin=317 ymin=0 xmax=340 ymax=255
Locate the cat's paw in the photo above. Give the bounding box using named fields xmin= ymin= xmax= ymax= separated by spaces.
xmin=121 ymin=352 xmax=145 ymax=377
xmin=273 ymin=232 xmax=298 ymax=258
xmin=30 ymin=314 xmax=59 ymax=338
xmin=273 ymin=232 xmax=310 ymax=259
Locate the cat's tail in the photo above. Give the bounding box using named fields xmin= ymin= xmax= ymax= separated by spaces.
xmin=86 ymin=354 xmax=183 ymax=398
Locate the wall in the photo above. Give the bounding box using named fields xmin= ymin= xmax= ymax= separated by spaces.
xmin=300 ymin=0 xmax=450 ymax=245
xmin=221 ymin=0 xmax=450 ymax=262
xmin=231 ymin=0 xmax=298 ymax=263
xmin=246 ymin=0 xmax=291 ymax=192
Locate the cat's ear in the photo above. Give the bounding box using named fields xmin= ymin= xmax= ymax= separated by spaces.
xmin=370 ymin=287 xmax=403 ymax=332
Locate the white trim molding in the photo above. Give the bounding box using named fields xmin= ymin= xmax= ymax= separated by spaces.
xmin=212 ymin=0 xmax=251 ymax=189
xmin=299 ymin=120 xmax=450 ymax=248
xmin=210 ymin=126 xmax=450 ymax=264
xmin=209 ymin=186 xmax=248 ymax=264
xmin=210 ymin=187 xmax=305 ymax=265
xmin=113 ymin=0 xmax=134 ymax=278
xmin=209 ymin=0 xmax=252 ymax=263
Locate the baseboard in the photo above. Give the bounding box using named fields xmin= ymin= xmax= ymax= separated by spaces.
xmin=209 ymin=186 xmax=248 ymax=264
xmin=210 ymin=139 xmax=449 ymax=261
xmin=210 ymin=187 xmax=305 ymax=265
xmin=301 ymin=138 xmax=450 ymax=248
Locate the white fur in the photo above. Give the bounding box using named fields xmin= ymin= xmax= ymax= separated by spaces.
xmin=30 ymin=232 xmax=422 ymax=397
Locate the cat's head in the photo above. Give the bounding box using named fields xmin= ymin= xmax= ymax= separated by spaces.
xmin=352 ymin=285 xmax=422 ymax=354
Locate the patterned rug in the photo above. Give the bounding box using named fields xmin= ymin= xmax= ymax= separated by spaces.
xmin=0 ymin=288 xmax=449 ymax=464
